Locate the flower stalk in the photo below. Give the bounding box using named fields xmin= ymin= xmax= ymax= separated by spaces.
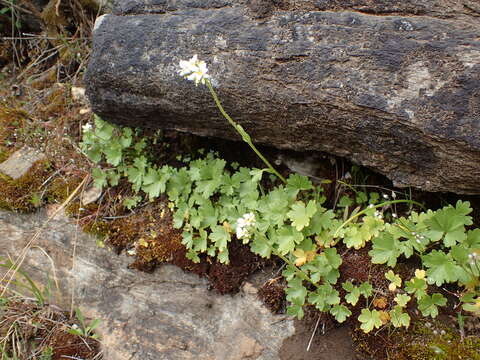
xmin=178 ymin=55 xmax=286 ymax=183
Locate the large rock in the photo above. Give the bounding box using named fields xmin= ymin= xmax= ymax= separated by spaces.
xmin=0 ymin=210 xmax=298 ymax=359
xmin=85 ymin=0 xmax=480 ymax=194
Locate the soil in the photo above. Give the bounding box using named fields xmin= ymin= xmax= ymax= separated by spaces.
xmin=280 ymin=318 xmax=359 ymax=360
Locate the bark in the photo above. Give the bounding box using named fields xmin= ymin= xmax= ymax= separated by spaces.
xmin=86 ymin=0 xmax=480 ymax=194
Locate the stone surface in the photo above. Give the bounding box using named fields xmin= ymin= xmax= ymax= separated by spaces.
xmin=0 ymin=146 xmax=46 ymax=179
xmin=86 ymin=0 xmax=480 ymax=194
xmin=0 ymin=210 xmax=297 ymax=360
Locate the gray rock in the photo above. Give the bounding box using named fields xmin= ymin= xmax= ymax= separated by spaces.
xmin=0 ymin=146 xmax=45 ymax=179
xmin=0 ymin=210 xmax=295 ymax=359
xmin=85 ymin=0 xmax=480 ymax=194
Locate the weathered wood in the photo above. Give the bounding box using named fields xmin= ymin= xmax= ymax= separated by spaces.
xmin=85 ymin=0 xmax=480 ymax=194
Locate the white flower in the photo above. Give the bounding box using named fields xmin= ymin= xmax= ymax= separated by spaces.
xmin=178 ymin=55 xmax=210 ymax=86
xmin=82 ymin=123 xmax=92 ymax=133
xmin=236 ymin=212 xmax=256 ymax=243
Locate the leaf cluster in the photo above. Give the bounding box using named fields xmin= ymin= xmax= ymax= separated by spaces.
xmin=81 ymin=117 xmax=480 ymax=333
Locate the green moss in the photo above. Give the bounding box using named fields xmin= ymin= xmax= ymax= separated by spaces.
xmin=392 ymin=320 xmax=480 ymax=360
xmin=353 ymin=318 xmax=480 ymax=360
xmin=0 ymin=160 xmax=52 ymax=212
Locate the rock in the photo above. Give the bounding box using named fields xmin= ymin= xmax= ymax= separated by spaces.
xmin=0 ymin=146 xmax=46 ymax=179
xmin=0 ymin=210 xmax=295 ymax=359
xmin=85 ymin=0 xmax=480 ymax=194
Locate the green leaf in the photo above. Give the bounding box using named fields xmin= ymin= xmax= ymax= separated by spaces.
xmin=394 ymin=294 xmax=411 ymax=308
xmin=301 ymin=251 xmax=340 ymax=284
xmin=342 ymin=281 xmax=354 ymax=292
xmin=287 ymin=200 xmax=317 ymax=231
xmin=142 ymin=167 xmax=170 ymax=200
xmin=356 ymin=191 xmax=368 ymax=204
xmin=422 ymin=250 xmax=462 ymax=286
xmin=107 ymin=170 xmax=121 ymax=186
xmin=426 ymin=201 xmax=472 ymax=247
xmin=466 ymin=229 xmax=480 ymax=247
xmin=305 ymin=208 xmax=335 ymax=236
xmin=324 ymin=248 xmax=342 ymax=269
xmin=286 ymin=277 xmax=307 ymax=306
xmin=450 ymin=245 xmax=469 ymax=264
xmin=308 ymin=283 xmax=340 ymax=312
xmin=405 ymin=277 xmax=427 ymax=299
xmin=330 ymin=304 xmax=352 ymax=323
xmin=282 ymin=264 xmax=298 ymax=281
xmin=286 ymin=304 xmax=305 ymax=319
xmin=92 ymin=168 xmax=107 ymax=189
xmin=123 ymin=195 xmax=142 ymax=210
xmin=358 ymin=309 xmax=383 ymax=333
xmin=217 ymin=249 xmax=229 ymax=264
xmin=369 ymin=232 xmax=401 ymax=267
xmin=209 ymin=225 xmax=231 ymax=251
xmin=358 ymin=282 xmax=373 ymax=298
xmin=344 ymin=287 xmax=360 ymax=306
xmin=260 ymin=188 xmax=290 ymax=226
xmin=275 ymin=226 xmax=304 ymax=255
xmin=249 ymin=168 xmax=265 ymax=183
xmin=95 ymin=120 xmax=114 ymax=141
xmin=338 ymin=195 xmax=353 ymax=208
xmin=286 ymin=174 xmax=313 ymax=192
xmin=84 ymin=145 xmax=102 ymax=163
xmin=192 ymin=229 xmax=208 ymax=252
xmin=385 ymin=270 xmax=402 ymax=288
xmin=167 ymin=168 xmax=191 ymax=202
xmin=417 ymin=293 xmax=447 ymax=318
xmin=390 ymin=306 xmax=410 ymax=328
xmin=104 ymin=141 xmax=123 ymax=166
xmin=199 ymin=200 xmax=218 ymax=229
xmin=182 ymin=231 xmax=193 ymax=248
xmin=250 ymin=233 xmax=272 ymax=258
xmin=343 ymin=226 xmax=364 ymax=249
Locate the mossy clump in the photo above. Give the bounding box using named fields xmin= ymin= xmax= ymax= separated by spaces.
xmin=80 ymin=201 xmax=187 ymax=270
xmin=392 ymin=319 xmax=480 ymax=360
xmin=353 ymin=317 xmax=480 ymax=360
xmin=46 ymin=176 xmax=83 ymax=205
xmin=0 ymin=160 xmax=52 ymax=212
xmin=258 ymin=278 xmax=286 ymax=314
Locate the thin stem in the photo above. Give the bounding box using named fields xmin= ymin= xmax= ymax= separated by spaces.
xmin=333 ymin=199 xmax=425 ymax=238
xmin=206 ymin=80 xmax=286 ymax=183
xmin=275 ymin=252 xmax=317 ymax=287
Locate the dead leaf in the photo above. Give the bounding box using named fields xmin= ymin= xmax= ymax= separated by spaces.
xmin=373 ymin=297 xmax=388 ymax=309
xmin=378 ymin=311 xmax=390 ymax=324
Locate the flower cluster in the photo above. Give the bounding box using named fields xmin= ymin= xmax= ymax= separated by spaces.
xmin=236 ymin=212 xmax=256 ymax=243
xmin=178 ymin=55 xmax=210 ymax=86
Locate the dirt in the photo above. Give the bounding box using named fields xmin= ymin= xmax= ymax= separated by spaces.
xmin=280 ymin=318 xmax=359 ymax=360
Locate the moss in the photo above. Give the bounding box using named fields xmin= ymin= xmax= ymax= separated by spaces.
xmin=392 ymin=320 xmax=480 ymax=360
xmin=354 ymin=318 xmax=480 ymax=360
xmin=46 ymin=176 xmax=83 ymax=205
xmin=0 ymin=106 xmax=28 ymax=157
xmin=0 ymin=160 xmax=52 ymax=212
